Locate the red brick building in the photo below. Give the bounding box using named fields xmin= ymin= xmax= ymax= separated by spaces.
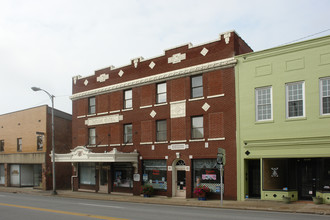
xmin=55 ymin=31 xmax=252 ymax=199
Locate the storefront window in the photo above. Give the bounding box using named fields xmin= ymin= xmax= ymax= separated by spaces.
xmin=142 ymin=160 xmax=167 ymax=190
xmin=263 ymin=159 xmax=296 ymax=191
xmin=113 ymin=163 xmax=133 ymax=188
xmin=320 ymin=158 xmax=330 ymax=191
xmin=193 ymin=159 xmax=220 ymax=193
xmin=0 ymin=164 xmax=4 ymax=185
xmin=79 ymin=163 xmax=96 ymax=185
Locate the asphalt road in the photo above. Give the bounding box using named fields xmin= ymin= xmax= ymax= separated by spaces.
xmin=0 ymin=192 xmax=328 ymax=220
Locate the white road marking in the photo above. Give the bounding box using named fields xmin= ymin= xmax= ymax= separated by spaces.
xmin=78 ymin=203 xmax=124 ymax=209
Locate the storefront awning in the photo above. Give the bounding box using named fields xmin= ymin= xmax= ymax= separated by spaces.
xmin=50 ymin=146 xmax=138 ymax=163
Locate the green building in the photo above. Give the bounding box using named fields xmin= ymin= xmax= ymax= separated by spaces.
xmin=235 ymin=35 xmax=330 ymax=203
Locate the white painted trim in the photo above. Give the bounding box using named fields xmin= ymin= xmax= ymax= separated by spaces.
xmin=122 ymin=108 xmax=133 ymax=112
xmin=170 ymin=100 xmax=186 ymax=104
xmin=207 ymin=94 xmax=225 ymax=99
xmin=71 ymin=58 xmax=237 ymax=100
xmin=170 ymin=140 xmax=186 ymax=143
xmin=207 ymin=137 xmax=225 ymax=141
xmin=140 ymin=142 xmax=153 ymax=145
xmin=87 ymin=114 xmax=96 ymax=117
xmin=97 ymin=112 xmax=108 ymax=116
xmin=188 ymin=97 xmax=204 ymax=102
xmin=140 ymin=105 xmax=152 ymax=109
xmin=97 ymin=144 xmax=108 ymax=147
xmin=189 ymin=139 xmax=205 ymax=142
xmin=110 ymin=110 xmax=121 ymax=114
xmin=77 ymin=115 xmax=86 ymax=119
xmin=110 ymin=144 xmax=121 ymax=147
xmin=123 ymin=143 xmax=133 ymax=146
xmin=154 ymin=102 xmax=168 ymax=107
xmin=155 ymin=141 xmax=168 ymax=144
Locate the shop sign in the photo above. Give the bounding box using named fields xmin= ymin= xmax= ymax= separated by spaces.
xmin=271 ymin=167 xmax=279 ymax=178
xmin=133 ymin=174 xmax=140 ymax=182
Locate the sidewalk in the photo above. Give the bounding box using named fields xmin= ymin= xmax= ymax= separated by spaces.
xmin=0 ymin=186 xmax=329 ymax=215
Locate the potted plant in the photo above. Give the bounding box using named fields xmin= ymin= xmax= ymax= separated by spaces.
xmin=312 ymin=196 xmax=323 ymax=204
xmin=141 ymin=184 xmax=154 ymax=197
xmin=194 ymin=185 xmax=210 ymax=200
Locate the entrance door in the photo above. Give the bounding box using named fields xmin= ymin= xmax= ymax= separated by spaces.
xmin=248 ymin=160 xmax=261 ymax=198
xmin=176 ymin=170 xmax=186 ymax=197
xmin=297 ymin=159 xmax=316 ymax=200
xmin=99 ymin=167 xmax=108 ymax=193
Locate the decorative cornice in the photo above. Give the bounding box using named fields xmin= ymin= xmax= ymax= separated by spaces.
xmin=71 ymin=57 xmax=237 ymax=101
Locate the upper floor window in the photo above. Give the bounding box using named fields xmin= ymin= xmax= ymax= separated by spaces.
xmin=255 ymin=86 xmax=272 ymax=121
xmin=124 ymin=124 xmax=132 ymax=143
xmin=88 ymin=97 xmax=96 ymax=114
xmin=124 ymin=89 xmax=132 ymax=109
xmin=0 ymin=140 xmax=4 ymax=152
xmin=191 ymin=116 xmax=204 ymax=139
xmin=88 ymin=128 xmax=96 ymax=145
xmin=320 ymin=77 xmax=330 ymax=115
xmin=156 ymin=120 xmax=167 ymax=142
xmin=17 ymin=138 xmax=22 ymax=152
xmin=286 ymin=81 xmax=305 ymax=118
xmin=37 ymin=135 xmax=43 ymax=150
xmin=156 ymin=82 xmax=167 ymax=104
xmin=191 ymin=75 xmax=203 ymax=98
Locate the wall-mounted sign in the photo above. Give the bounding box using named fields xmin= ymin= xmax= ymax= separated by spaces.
xmin=133 ymin=174 xmax=140 ymax=182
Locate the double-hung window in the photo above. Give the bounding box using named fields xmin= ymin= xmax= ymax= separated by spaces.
xmin=191 ymin=75 xmax=203 ymax=98
xmin=156 ymin=120 xmax=167 ymax=142
xmin=320 ymin=77 xmax=330 ymax=115
xmin=17 ymin=138 xmax=22 ymax=152
xmin=156 ymin=82 xmax=167 ymax=104
xmin=255 ymin=86 xmax=272 ymax=121
xmin=191 ymin=116 xmax=204 ymax=139
xmin=124 ymin=89 xmax=133 ymax=109
xmin=88 ymin=128 xmax=96 ymax=145
xmin=286 ymin=81 xmax=305 ymax=118
xmin=88 ymin=97 xmax=96 ymax=115
xmin=124 ymin=124 xmax=132 ymax=143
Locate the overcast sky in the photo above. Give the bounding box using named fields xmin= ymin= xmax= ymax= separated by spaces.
xmin=1 ymin=0 xmax=330 ymax=115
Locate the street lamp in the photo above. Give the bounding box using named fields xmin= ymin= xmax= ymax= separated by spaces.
xmin=31 ymin=87 xmax=57 ymax=195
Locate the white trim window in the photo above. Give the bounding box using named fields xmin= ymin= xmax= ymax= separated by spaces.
xmin=191 ymin=116 xmax=204 ymax=139
xmin=156 ymin=82 xmax=167 ymax=104
xmin=286 ymin=81 xmax=305 ymax=118
xmin=320 ymin=77 xmax=330 ymax=115
xmin=124 ymin=89 xmax=133 ymax=109
xmin=88 ymin=128 xmax=96 ymax=145
xmin=255 ymin=86 xmax=272 ymax=121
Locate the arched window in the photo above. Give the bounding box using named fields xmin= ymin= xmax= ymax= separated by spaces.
xmin=176 ymin=160 xmax=185 ymax=166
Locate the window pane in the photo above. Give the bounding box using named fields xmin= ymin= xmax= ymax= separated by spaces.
xmin=79 ymin=163 xmax=96 ymax=185
xmin=287 ymin=82 xmax=304 ymax=118
xmin=124 ymin=90 xmax=132 ymax=108
xmin=157 ymin=83 xmax=166 ymax=93
xmin=89 ymin=128 xmax=96 ymax=145
xmin=256 ymin=87 xmax=272 ymax=121
xmin=124 ymin=124 xmax=132 ymax=143
xmin=88 ymin=97 xmax=96 ymax=114
xmin=192 ymin=116 xmax=203 ymax=139
xmin=143 ymin=160 xmax=167 ymax=190
xmin=321 ymin=78 xmax=330 ymax=114
xmin=156 ymin=120 xmax=167 ymax=141
xmin=192 ymin=75 xmax=203 ymax=87
xmin=157 ymin=94 xmax=166 ymax=103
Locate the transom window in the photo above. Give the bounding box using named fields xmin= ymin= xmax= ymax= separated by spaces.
xmin=88 ymin=128 xmax=96 ymax=145
xmin=156 ymin=82 xmax=167 ymax=104
xmin=124 ymin=89 xmax=133 ymax=109
xmin=176 ymin=160 xmax=186 ymax=166
xmin=124 ymin=124 xmax=132 ymax=143
xmin=286 ymin=81 xmax=305 ymax=118
xmin=191 ymin=75 xmax=203 ymax=98
xmin=320 ymin=77 xmax=330 ymax=115
xmin=255 ymin=86 xmax=272 ymax=121
xmin=191 ymin=116 xmax=204 ymax=139
xmin=88 ymin=97 xmax=96 ymax=114
xmin=156 ymin=120 xmax=167 ymax=142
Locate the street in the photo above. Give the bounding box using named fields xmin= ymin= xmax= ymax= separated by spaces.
xmin=0 ymin=192 xmax=328 ymax=220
